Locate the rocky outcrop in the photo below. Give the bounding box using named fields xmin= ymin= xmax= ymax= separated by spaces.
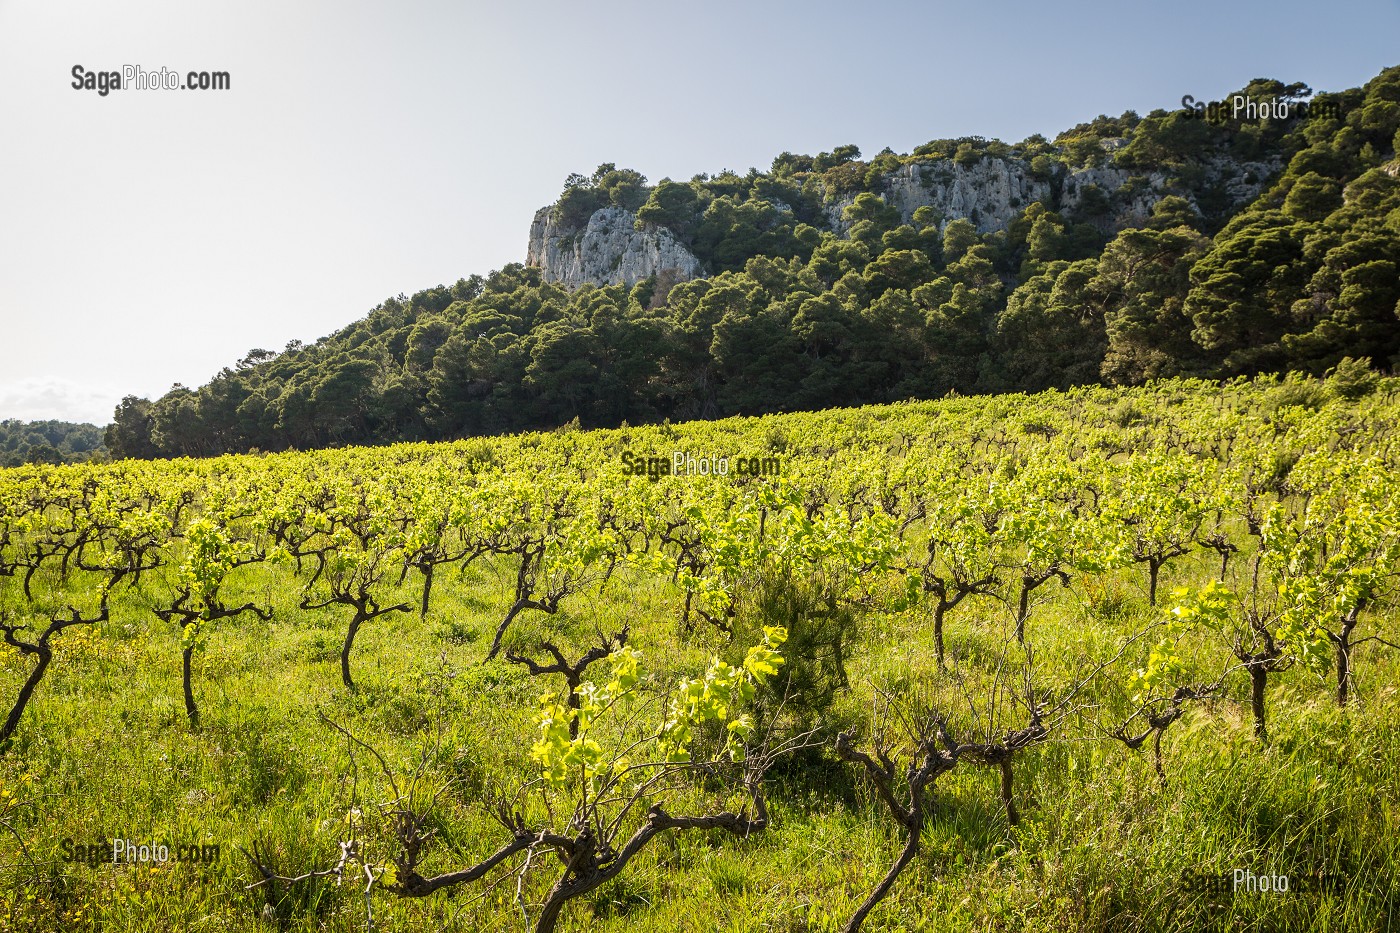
xmin=827 ymin=155 xmax=1282 ymax=234
xmin=526 ymin=206 xmax=702 ymax=289
xmin=834 ymin=159 xmax=1053 ymax=234
xmin=526 ymin=153 xmax=1282 ymax=289
xmin=1057 ymin=155 xmax=1279 ymax=227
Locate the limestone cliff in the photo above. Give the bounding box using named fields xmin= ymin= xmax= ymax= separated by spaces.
xmin=833 ymin=159 xmax=1052 ymax=234
xmin=525 ymin=153 xmax=1281 ymax=289
xmin=828 ymin=155 xmax=1280 ymax=234
xmin=1054 ymin=155 xmax=1279 ymax=228
xmin=525 ymin=206 xmax=702 ymax=290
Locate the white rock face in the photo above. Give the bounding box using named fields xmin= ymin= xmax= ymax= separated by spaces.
xmin=825 ymin=158 xmax=1051 ymax=234
xmin=1058 ymin=156 xmax=1280 ymax=227
xmin=1204 ymin=155 xmax=1282 ymax=209
xmin=1058 ymin=164 xmax=1167 ymax=226
xmin=883 ymin=159 xmax=1053 ymax=233
xmin=526 ymin=206 xmax=702 ymax=289
xmin=828 ymin=156 xmax=1280 ymax=234
xmin=526 ymin=154 xmax=1283 ymax=288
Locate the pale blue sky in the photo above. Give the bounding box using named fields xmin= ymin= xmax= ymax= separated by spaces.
xmin=1 ymin=0 xmax=1397 ymax=424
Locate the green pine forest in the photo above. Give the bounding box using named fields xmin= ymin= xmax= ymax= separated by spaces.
xmin=0 ymin=422 xmax=105 ymax=468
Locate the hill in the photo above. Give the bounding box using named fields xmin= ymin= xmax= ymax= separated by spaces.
xmin=105 ymin=67 xmax=1400 ymax=459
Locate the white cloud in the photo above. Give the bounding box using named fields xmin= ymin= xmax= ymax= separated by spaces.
xmin=0 ymin=378 xmax=122 ymax=425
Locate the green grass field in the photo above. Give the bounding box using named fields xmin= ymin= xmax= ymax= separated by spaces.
xmin=1 ymin=378 xmax=1398 ymax=932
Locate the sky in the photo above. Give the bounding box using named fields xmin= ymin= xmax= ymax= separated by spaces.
xmin=1 ymin=0 xmax=1397 ymax=426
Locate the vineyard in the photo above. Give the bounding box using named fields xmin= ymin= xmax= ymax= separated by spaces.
xmin=0 ymin=372 xmax=1397 ymax=932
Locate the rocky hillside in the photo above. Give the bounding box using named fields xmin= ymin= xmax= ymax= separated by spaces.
xmin=104 ymin=67 xmax=1400 ymax=459
xmin=527 ymin=149 xmax=1281 ymax=288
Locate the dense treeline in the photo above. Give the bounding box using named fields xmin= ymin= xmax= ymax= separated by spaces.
xmin=0 ymin=420 xmax=105 ymax=467
xmin=105 ymin=69 xmax=1400 ymax=459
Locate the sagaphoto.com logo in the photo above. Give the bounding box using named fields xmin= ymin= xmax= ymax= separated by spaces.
xmin=60 ymin=837 xmax=221 ymax=867
xmin=71 ymin=64 xmax=230 ymax=96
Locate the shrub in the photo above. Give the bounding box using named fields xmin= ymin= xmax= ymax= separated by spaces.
xmin=1265 ymin=372 xmax=1328 ymax=412
xmin=1326 ymin=356 xmax=1380 ymax=400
